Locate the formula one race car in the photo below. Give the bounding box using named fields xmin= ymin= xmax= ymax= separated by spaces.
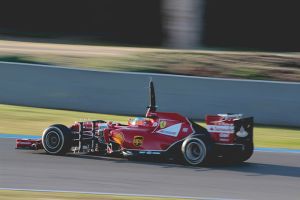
xmin=16 ymin=81 xmax=254 ymax=166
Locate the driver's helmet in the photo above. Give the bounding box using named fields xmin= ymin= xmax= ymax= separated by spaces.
xmin=129 ymin=117 xmax=154 ymax=127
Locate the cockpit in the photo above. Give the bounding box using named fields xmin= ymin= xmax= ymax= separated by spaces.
xmin=128 ymin=117 xmax=157 ymax=127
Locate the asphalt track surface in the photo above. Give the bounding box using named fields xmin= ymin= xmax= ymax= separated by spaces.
xmin=1 ymin=139 xmax=300 ymax=200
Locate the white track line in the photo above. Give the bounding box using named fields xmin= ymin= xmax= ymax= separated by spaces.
xmin=0 ymin=187 xmax=244 ymax=200
xmin=1 ymin=60 xmax=299 ymax=85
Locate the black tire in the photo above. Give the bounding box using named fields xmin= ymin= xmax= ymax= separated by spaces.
xmin=181 ymin=138 xmax=208 ymax=166
xmin=42 ymin=124 xmax=72 ymax=155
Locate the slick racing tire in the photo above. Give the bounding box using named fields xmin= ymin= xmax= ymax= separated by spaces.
xmin=181 ymin=138 xmax=207 ymax=166
xmin=42 ymin=124 xmax=72 ymax=155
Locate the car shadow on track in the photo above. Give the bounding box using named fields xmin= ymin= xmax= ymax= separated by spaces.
xmin=43 ymin=152 xmax=300 ymax=178
xmin=205 ymin=161 xmax=300 ymax=178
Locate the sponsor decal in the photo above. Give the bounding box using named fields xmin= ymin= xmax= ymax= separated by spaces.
xmin=153 ymin=122 xmax=158 ymax=127
xmin=152 ymin=152 xmax=161 ymax=155
xmin=133 ymin=136 xmax=144 ymax=147
xmin=160 ymin=121 xmax=167 ymax=129
xmin=207 ymin=125 xmax=234 ymax=134
xmin=219 ymin=132 xmax=230 ymax=138
xmin=236 ymin=126 xmax=248 ymax=137
xmin=157 ymin=123 xmax=182 ymax=137
xmin=139 ymin=151 xmax=160 ymax=155
xmin=219 ymin=138 xmax=230 ymax=142
xmin=218 ymin=113 xmax=243 ymax=120
xmin=17 ymin=142 xmax=32 ymax=145
xmin=182 ymin=128 xmax=188 ymax=132
xmin=112 ymin=132 xmax=124 ymax=145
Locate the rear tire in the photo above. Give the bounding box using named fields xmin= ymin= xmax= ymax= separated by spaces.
xmin=42 ymin=124 xmax=72 ymax=155
xmin=181 ymin=138 xmax=207 ymax=166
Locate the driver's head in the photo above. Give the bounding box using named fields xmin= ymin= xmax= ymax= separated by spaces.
xmin=129 ymin=117 xmax=154 ymax=127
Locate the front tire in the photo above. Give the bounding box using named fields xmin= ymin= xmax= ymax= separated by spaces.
xmin=181 ymin=138 xmax=207 ymax=166
xmin=42 ymin=124 xmax=72 ymax=155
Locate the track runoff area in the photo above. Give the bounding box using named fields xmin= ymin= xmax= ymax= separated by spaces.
xmin=1 ymin=135 xmax=300 ymax=200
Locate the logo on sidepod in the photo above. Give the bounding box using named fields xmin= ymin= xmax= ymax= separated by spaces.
xmin=160 ymin=121 xmax=167 ymax=129
xmin=133 ymin=136 xmax=144 ymax=147
xmin=157 ymin=123 xmax=182 ymax=137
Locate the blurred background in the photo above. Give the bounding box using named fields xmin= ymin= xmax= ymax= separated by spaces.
xmin=0 ymin=0 xmax=299 ymax=50
xmin=0 ymin=0 xmax=299 ymax=126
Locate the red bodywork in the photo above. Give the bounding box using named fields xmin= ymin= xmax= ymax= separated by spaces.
xmin=16 ymin=111 xmax=246 ymax=152
xmin=206 ymin=115 xmax=237 ymax=144
xmin=110 ymin=112 xmax=194 ymax=151
xmin=16 ymin=138 xmax=42 ymax=149
xmin=66 ymin=111 xmax=195 ymax=152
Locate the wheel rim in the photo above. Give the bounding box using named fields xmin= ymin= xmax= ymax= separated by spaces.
xmin=45 ymin=131 xmax=61 ymax=149
xmin=185 ymin=141 xmax=206 ymax=164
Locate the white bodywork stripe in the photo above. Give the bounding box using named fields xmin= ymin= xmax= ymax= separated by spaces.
xmin=157 ymin=123 xmax=182 ymax=137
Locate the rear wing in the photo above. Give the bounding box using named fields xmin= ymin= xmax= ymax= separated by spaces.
xmin=206 ymin=114 xmax=254 ymax=143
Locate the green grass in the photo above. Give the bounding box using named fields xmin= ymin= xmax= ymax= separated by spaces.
xmin=0 ymin=190 xmax=188 ymax=200
xmin=0 ymin=104 xmax=130 ymax=135
xmin=0 ymin=104 xmax=299 ymax=149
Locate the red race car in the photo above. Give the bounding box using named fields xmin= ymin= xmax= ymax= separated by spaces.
xmin=16 ymin=81 xmax=254 ymax=166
